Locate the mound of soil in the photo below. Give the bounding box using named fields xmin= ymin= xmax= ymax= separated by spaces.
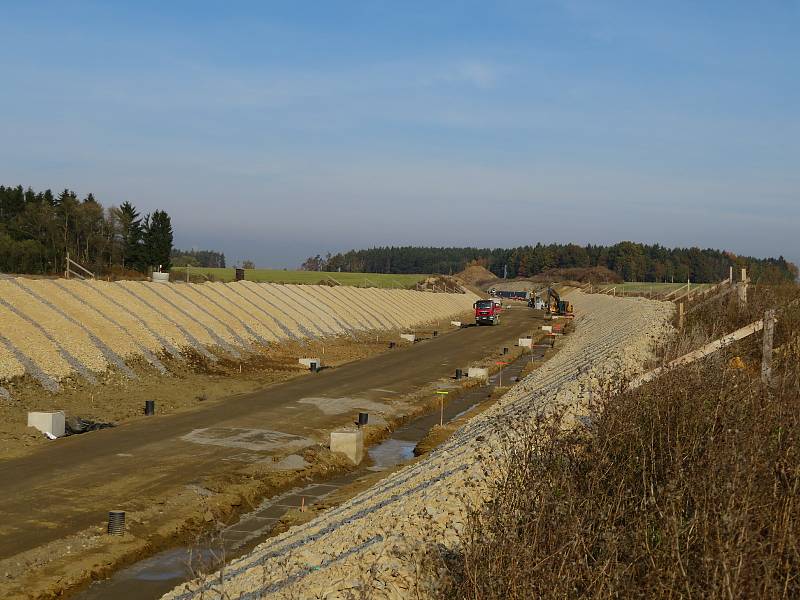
xmin=456 ymin=265 xmax=499 ymax=287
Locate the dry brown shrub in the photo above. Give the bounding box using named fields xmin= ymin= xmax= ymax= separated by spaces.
xmin=440 ymin=286 xmax=800 ymax=599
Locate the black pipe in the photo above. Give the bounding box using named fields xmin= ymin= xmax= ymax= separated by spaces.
xmin=144 ymin=400 xmax=155 ymax=416
xmin=358 ymin=412 xmax=369 ymax=427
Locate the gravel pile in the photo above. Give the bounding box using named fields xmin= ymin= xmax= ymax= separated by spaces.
xmin=0 ymin=279 xmax=477 ymax=388
xmin=161 ymin=292 xmax=674 ymax=600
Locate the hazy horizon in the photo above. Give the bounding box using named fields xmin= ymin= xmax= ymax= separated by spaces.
xmin=1 ymin=2 xmax=797 ymax=269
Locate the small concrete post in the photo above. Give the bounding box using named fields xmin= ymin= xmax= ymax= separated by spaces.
xmin=678 ymin=302 xmax=685 ymax=330
xmin=761 ymin=309 xmax=776 ymax=388
xmin=729 ymin=266 xmax=733 ymax=284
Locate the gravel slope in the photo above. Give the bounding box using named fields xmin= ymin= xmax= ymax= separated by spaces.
xmin=0 ymin=279 xmax=477 ymax=390
xmin=162 ymin=291 xmax=674 ymax=600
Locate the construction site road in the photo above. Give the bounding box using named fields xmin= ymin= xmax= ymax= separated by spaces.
xmin=0 ymin=307 xmax=542 ymax=561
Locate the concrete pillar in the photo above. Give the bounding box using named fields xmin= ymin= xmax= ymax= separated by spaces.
xmin=467 ymin=367 xmax=489 ymax=380
xmin=299 ymin=358 xmax=322 ymax=370
xmin=27 ymin=411 xmax=66 ymax=438
xmin=330 ymin=429 xmax=364 ymax=464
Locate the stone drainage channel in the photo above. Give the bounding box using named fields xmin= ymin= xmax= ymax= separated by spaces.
xmin=74 ymin=350 xmax=541 ymax=600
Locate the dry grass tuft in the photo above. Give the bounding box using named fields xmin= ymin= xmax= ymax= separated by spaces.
xmin=440 ymin=285 xmax=800 ymax=599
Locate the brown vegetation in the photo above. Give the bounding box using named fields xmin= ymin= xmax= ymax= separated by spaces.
xmin=440 ymin=285 xmax=800 ymax=599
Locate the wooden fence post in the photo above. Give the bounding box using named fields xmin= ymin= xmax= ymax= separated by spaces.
xmin=737 ymin=268 xmax=748 ymax=307
xmin=678 ymin=302 xmax=685 ymax=330
xmin=761 ymin=309 xmax=776 ymax=388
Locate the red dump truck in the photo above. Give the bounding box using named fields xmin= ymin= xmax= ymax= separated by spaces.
xmin=474 ymin=299 xmax=501 ymax=325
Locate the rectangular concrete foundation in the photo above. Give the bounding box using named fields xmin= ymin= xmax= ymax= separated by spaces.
xmin=519 ymin=337 xmax=533 ymax=348
xmin=400 ymin=334 xmax=416 ymax=343
xmin=450 ymin=321 xmax=462 ymax=327
xmin=541 ymin=325 xmax=553 ymax=332
xmin=467 ymin=367 xmax=489 ymax=380
xmin=27 ymin=411 xmax=65 ymax=438
xmin=330 ymin=429 xmax=364 ymax=464
xmin=299 ymin=358 xmax=322 ymax=369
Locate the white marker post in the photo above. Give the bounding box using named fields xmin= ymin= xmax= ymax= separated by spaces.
xmin=436 ymin=390 xmax=449 ymax=426
xmin=496 ymin=361 xmax=508 ymax=387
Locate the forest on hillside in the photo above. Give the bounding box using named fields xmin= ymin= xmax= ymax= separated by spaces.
xmin=0 ymin=184 xmax=174 ymax=276
xmin=170 ymin=248 xmax=226 ymax=268
xmin=304 ymin=243 xmax=798 ymax=284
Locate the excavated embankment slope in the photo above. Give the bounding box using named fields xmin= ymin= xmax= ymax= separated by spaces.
xmin=0 ymin=279 xmax=477 ymax=393
xmin=162 ymin=291 xmax=674 ymax=600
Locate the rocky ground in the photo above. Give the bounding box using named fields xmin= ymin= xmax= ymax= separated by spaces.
xmin=162 ymin=291 xmax=674 ymax=600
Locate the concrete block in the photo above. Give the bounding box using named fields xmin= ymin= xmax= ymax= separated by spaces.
xmin=330 ymin=429 xmax=364 ymax=464
xmin=27 ymin=411 xmax=65 ymax=438
xmin=519 ymin=337 xmax=533 ymax=348
xmin=400 ymin=333 xmax=416 ymax=343
xmin=450 ymin=321 xmax=462 ymax=327
xmin=151 ymin=272 xmax=170 ymax=283
xmin=541 ymin=325 xmax=553 ymax=332
xmin=467 ymin=367 xmax=489 ymax=380
xmin=299 ymin=358 xmax=322 ymax=369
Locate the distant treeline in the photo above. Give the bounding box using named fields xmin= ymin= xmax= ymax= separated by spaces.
xmin=0 ymin=184 xmax=173 ymax=275
xmin=171 ymin=248 xmax=226 ymax=268
xmin=306 ymin=243 xmax=798 ymax=283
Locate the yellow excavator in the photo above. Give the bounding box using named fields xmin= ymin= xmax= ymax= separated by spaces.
xmin=546 ymin=287 xmax=574 ymax=316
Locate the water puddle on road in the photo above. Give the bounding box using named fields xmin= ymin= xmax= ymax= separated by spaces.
xmin=73 ymin=350 xmax=540 ymax=600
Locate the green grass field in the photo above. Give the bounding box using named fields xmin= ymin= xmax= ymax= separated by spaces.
xmin=170 ymin=267 xmax=427 ymax=288
xmin=595 ymin=281 xmax=713 ymax=294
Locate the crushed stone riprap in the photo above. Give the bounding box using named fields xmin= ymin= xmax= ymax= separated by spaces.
xmin=0 ymin=278 xmax=478 ymax=387
xmin=160 ymin=291 xmax=674 ymax=600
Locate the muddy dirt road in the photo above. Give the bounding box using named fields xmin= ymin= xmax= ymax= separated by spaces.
xmin=0 ymin=308 xmax=541 ymax=562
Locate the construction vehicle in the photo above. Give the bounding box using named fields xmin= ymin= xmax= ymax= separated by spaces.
xmin=528 ymin=293 xmax=546 ymax=310
xmin=474 ymin=299 xmax=501 ymax=325
xmin=546 ymin=287 xmax=573 ymax=316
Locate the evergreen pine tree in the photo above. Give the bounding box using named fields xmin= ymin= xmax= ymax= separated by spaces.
xmin=116 ymin=201 xmax=143 ymax=270
xmin=142 ymin=210 xmax=173 ymax=271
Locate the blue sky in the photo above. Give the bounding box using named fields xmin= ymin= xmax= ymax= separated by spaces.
xmin=1 ymin=1 xmax=798 ymax=268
